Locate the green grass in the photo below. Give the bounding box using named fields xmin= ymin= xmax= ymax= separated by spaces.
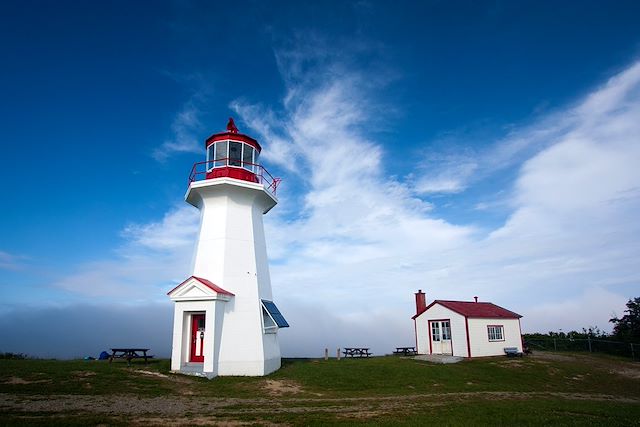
xmin=0 ymin=358 xmax=175 ymax=396
xmin=1 ymin=352 xmax=639 ymax=425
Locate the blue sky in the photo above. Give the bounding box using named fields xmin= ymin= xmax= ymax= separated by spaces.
xmin=1 ymin=1 xmax=640 ymax=357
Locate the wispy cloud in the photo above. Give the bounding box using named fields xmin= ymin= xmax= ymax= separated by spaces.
xmin=53 ymin=206 xmax=199 ymax=299
xmin=152 ymin=99 xmax=204 ymax=162
xmin=0 ymin=250 xmax=26 ymax=270
xmin=413 ymin=154 xmax=479 ymax=194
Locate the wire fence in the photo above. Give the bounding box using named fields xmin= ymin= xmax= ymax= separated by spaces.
xmin=525 ymin=337 xmax=639 ymax=361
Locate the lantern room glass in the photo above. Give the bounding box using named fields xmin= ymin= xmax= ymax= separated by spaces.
xmin=243 ymin=145 xmax=254 ymax=172
xmin=206 ymin=145 xmax=215 ymax=170
xmin=214 ymin=141 xmax=227 ymax=167
xmin=229 ymin=141 xmax=242 ymax=166
xmin=207 ymin=140 xmax=258 ymax=172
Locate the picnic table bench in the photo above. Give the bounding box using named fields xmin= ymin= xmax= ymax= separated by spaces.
xmin=109 ymin=348 xmax=153 ymax=364
xmin=393 ymin=346 xmax=417 ymax=356
xmin=343 ymin=347 xmax=372 ymax=358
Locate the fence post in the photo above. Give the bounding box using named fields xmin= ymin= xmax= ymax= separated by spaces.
xmin=588 ymin=336 xmax=592 ymax=353
xmin=553 ymin=338 xmax=557 ymax=351
xmin=324 ymin=348 xmax=328 ymax=361
xmin=632 ymin=343 xmax=635 ymax=360
xmin=337 ymin=348 xmax=341 ymax=361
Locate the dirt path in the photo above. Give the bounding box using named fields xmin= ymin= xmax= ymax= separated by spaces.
xmin=1 ymin=391 xmax=638 ymax=417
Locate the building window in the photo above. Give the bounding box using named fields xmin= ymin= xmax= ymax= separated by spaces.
xmin=243 ymin=145 xmax=254 ymax=172
xmin=431 ymin=322 xmax=441 ymax=342
xmin=442 ymin=321 xmax=451 ymax=340
xmin=261 ymin=300 xmax=289 ymax=334
xmin=261 ymin=306 xmax=278 ymax=334
xmin=487 ymin=325 xmax=504 ymax=341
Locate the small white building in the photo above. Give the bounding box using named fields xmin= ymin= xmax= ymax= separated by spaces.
xmin=412 ymin=290 xmax=523 ymax=357
xmin=168 ymin=118 xmax=288 ymax=378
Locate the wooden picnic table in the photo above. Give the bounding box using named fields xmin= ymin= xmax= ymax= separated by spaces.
xmin=343 ymin=347 xmax=372 ymax=358
xmin=109 ymin=348 xmax=153 ymax=364
xmin=393 ymin=346 xmax=416 ymax=356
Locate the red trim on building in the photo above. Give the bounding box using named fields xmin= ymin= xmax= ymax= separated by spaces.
xmin=413 ymin=318 xmax=418 ymax=353
xmin=428 ymin=321 xmax=433 ymax=354
xmin=449 ymin=322 xmax=455 ymax=356
xmin=205 ymin=166 xmax=259 ymax=183
xmin=205 ymin=132 xmax=262 ymax=152
xmin=190 ymin=314 xmax=205 ymax=363
xmin=167 ymin=276 xmax=235 ymax=296
xmin=465 ymin=316 xmax=471 ymax=358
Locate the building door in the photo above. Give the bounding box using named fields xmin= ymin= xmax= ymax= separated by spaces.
xmin=430 ymin=320 xmax=452 ymax=355
xmin=190 ymin=314 xmax=205 ymax=363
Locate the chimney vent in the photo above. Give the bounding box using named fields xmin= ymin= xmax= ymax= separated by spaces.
xmin=474 ymin=296 xmax=478 ymax=303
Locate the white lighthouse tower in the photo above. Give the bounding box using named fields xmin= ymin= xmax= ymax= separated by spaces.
xmin=168 ymin=118 xmax=288 ymax=378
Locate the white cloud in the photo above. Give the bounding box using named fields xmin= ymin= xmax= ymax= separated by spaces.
xmin=413 ymin=156 xmax=479 ymax=194
xmin=122 ymin=205 xmax=199 ymax=251
xmin=53 ymin=206 xmax=199 ymax=300
xmin=152 ymin=100 xmax=204 ymax=161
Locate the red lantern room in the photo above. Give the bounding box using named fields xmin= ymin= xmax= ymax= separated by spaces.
xmin=188 ymin=118 xmax=280 ymax=195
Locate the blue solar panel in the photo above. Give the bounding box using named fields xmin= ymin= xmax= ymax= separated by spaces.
xmin=261 ymin=300 xmax=289 ymax=328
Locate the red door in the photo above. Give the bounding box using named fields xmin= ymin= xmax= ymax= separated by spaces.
xmin=190 ymin=314 xmax=205 ymax=363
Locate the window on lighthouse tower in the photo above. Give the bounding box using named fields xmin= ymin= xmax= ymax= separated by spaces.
xmin=229 ymin=141 xmax=242 ymax=166
xmin=243 ymin=145 xmax=254 ymax=172
xmin=214 ymin=141 xmax=227 ymax=168
xmin=206 ymin=144 xmax=214 ymax=169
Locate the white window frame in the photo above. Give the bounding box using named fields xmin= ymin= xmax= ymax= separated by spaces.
xmin=487 ymin=325 xmax=504 ymax=342
xmin=260 ymin=304 xmax=278 ymax=334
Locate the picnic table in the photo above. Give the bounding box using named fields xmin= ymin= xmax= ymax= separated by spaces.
xmin=343 ymin=347 xmax=372 ymax=358
xmin=393 ymin=346 xmax=416 ymax=356
xmin=109 ymin=348 xmax=153 ymax=364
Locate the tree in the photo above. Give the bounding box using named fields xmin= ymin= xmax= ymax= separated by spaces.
xmin=610 ymin=297 xmax=640 ymax=342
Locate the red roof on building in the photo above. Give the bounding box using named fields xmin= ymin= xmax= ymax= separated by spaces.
xmin=167 ymin=276 xmax=235 ymax=296
xmin=413 ymin=300 xmax=521 ymax=319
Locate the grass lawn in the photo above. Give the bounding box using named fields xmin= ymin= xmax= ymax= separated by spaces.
xmin=1 ymin=352 xmax=639 ymax=425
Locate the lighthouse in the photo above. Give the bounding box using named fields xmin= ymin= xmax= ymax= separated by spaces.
xmin=167 ymin=118 xmax=288 ymax=378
